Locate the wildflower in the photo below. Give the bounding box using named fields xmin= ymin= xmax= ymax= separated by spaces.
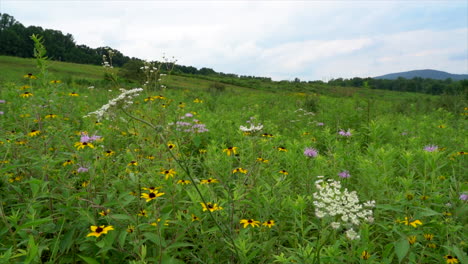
xmin=427 ymin=243 xmax=437 ymax=248
xmin=104 ymin=150 xmax=115 ymax=156
xmin=239 ymin=123 xmax=263 ymax=133
xmin=85 ymin=88 xmax=143 ymax=121
xmin=142 ymin=186 xmax=161 ymax=192
xmin=178 ymin=102 xmax=186 ymax=108
xmin=167 ymin=143 xmax=176 ymax=150
xmin=424 ymin=145 xmax=438 ymax=152
xmin=69 ymin=92 xmax=79 ymax=97
xmin=23 ymin=73 xmax=37 ymax=79
xmin=177 ymin=179 xmax=191 ymax=185
xmin=398 ymin=217 xmax=423 ymax=228
xmin=138 ymin=209 xmax=148 ymax=217
xmin=63 ymin=160 xmax=75 ymax=166
xmin=317 ymin=122 xmax=324 ymax=126
xmin=256 ymin=157 xmax=269 ymax=163
xmin=160 ymin=169 xmax=176 ymax=180
xmin=146 ymin=155 xmax=155 ymax=160
xmin=199 ymin=149 xmax=207 ymax=154
xmin=361 ymin=250 xmax=371 ymax=260
xmin=191 ymin=214 xmax=200 ymax=221
xmin=420 ymin=195 xmax=429 ymax=201
xmin=77 ymin=167 xmax=89 ymax=173
xmin=262 ymin=133 xmax=274 ymax=137
xmin=232 ymin=168 xmax=248 ymax=174
xmin=330 ymin=222 xmax=341 ymax=229
xmin=262 ymin=220 xmax=275 ymax=228
xmin=45 ymin=114 xmax=58 ymax=119
xmin=128 ymin=161 xmax=138 ymax=166
xmin=127 ymin=225 xmax=134 ymax=233
xmin=240 ymin=219 xmax=260 ymax=228
xmin=193 ymin=98 xmax=203 ymax=103
xmin=144 ymin=97 xmax=154 ymax=102
xmin=28 ymin=130 xmax=40 ymax=137
xmin=74 ymin=142 xmax=95 ymax=150
xmin=20 ymin=92 xmax=33 ymax=98
xmin=20 ymin=85 xmax=30 ymax=89
xmin=277 ymin=146 xmax=288 ymax=152
xmin=141 ymin=190 xmax=165 ymax=202
xmin=457 ymin=151 xmax=466 ymax=155
xmin=424 ymin=234 xmax=434 ymax=241
xmin=86 ymin=225 xmax=114 ymax=237
xmin=304 ymin=147 xmax=318 ymax=157
xmin=407 ymin=235 xmax=417 ymax=245
xmin=99 ymin=209 xmax=111 ymax=216
xmin=406 ymin=194 xmax=414 ymax=200
xmin=438 ymin=125 xmax=446 ymax=128
xmin=338 ymin=129 xmax=352 ymax=137
xmin=338 ymin=170 xmax=351 ymax=178
xmin=81 ymin=181 xmax=90 ymax=187
xmin=345 ymin=228 xmax=360 ymax=240
xmin=459 ymin=193 xmax=468 ymax=201
xmin=200 ymin=178 xmax=219 ymax=184
xmin=444 ymin=255 xmax=459 ymax=264
xmin=201 ymin=202 xmax=223 ymax=212
xmin=50 ymin=80 xmax=61 ymax=84
xmin=223 ymin=147 xmax=238 ymax=156
xmin=279 ymin=170 xmax=288 ymax=175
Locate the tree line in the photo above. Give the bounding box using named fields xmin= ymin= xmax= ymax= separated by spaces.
xmin=1 ymin=13 xmax=466 ymax=95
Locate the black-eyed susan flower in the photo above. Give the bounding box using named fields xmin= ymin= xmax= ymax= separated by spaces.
xmin=104 ymin=150 xmax=115 ymax=156
xmin=28 ymin=130 xmax=40 ymax=137
xmin=262 ymin=220 xmax=275 ymax=228
xmin=201 ymin=202 xmax=222 ymax=212
xmin=277 ymin=146 xmax=287 ymax=152
xmin=99 ymin=209 xmax=111 ymax=216
xmin=437 ymin=125 xmax=446 ymax=128
xmin=146 ymin=155 xmax=155 ymax=160
xmin=177 ymin=179 xmax=191 ymax=185
xmin=63 ymin=160 xmax=75 ymax=166
xmin=20 ymin=92 xmax=33 ymax=98
xmin=178 ymin=102 xmax=186 ymax=108
xmin=240 ymin=219 xmax=260 ymax=228
xmin=427 ymin=243 xmax=437 ymax=249
xmin=200 ymin=178 xmax=219 ymax=184
xmin=20 ymin=85 xmax=31 ymax=89
xmin=50 ymin=80 xmax=61 ymax=84
xmin=160 ymin=169 xmax=176 ymax=180
xmin=74 ymin=142 xmax=95 ymax=150
xmin=193 ymin=98 xmax=203 ymax=103
xmin=191 ymin=214 xmax=200 ymax=221
xmin=144 ymin=97 xmax=154 ymax=102
xmin=407 ymin=235 xmax=417 ymax=245
xmin=361 ymin=250 xmax=371 ymax=260
xmin=69 ymin=92 xmax=79 ymax=97
xmin=23 ymin=73 xmax=37 ymax=79
xmin=199 ymin=149 xmax=207 ymax=154
xmin=279 ymin=170 xmax=288 ymax=175
xmin=420 ymin=195 xmax=429 ymax=201
xmin=45 ymin=114 xmax=58 ymax=119
xmin=256 ymin=157 xmax=269 ymax=163
xmin=167 ymin=143 xmax=176 ymax=150
xmin=262 ymin=133 xmax=274 ymax=137
xmin=232 ymin=168 xmax=248 ymax=174
xmin=406 ymin=194 xmax=414 ymax=200
xmin=223 ymin=146 xmax=238 ymax=156
xmin=138 ymin=209 xmax=148 ymax=217
xmin=423 ymin=234 xmax=434 ymax=241
xmin=142 ymin=186 xmax=161 ymax=192
xmin=141 ymin=190 xmax=165 ymax=202
xmin=127 ymin=225 xmax=135 ymax=233
xmin=81 ymin=181 xmax=90 ymax=187
xmin=398 ymin=217 xmax=422 ymax=228
xmin=86 ymin=225 xmax=114 ymax=237
xmin=128 ymin=160 xmax=138 ymax=166
xmin=444 ymin=255 xmax=459 ymax=264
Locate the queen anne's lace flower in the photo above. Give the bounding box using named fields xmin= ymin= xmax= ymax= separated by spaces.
xmin=85 ymin=88 xmax=143 ymax=121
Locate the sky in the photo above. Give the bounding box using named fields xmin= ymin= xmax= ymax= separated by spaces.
xmin=1 ymin=0 xmax=467 ymax=81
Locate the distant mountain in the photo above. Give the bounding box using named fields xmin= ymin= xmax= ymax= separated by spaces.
xmin=374 ymin=69 xmax=468 ymax=81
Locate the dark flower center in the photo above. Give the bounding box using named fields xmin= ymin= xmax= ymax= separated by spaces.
xmin=96 ymin=227 xmax=103 ymax=233
xmin=149 ymin=192 xmax=156 ymax=198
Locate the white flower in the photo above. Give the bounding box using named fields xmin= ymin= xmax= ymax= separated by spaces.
xmin=345 ymin=229 xmax=360 ymax=240
xmin=239 ymin=124 xmax=263 ymax=132
xmin=330 ymin=222 xmax=341 ymax=230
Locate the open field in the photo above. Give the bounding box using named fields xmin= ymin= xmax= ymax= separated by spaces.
xmin=0 ymin=56 xmax=467 ymax=264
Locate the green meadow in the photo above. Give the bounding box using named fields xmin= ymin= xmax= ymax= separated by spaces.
xmin=0 ymin=51 xmax=467 ymax=264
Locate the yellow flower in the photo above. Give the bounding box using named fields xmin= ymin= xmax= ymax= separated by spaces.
xmin=167 ymin=143 xmax=176 ymax=150
xmin=200 ymin=178 xmax=219 ymax=184
xmin=104 ymin=150 xmax=115 ymax=156
xmin=74 ymin=142 xmax=95 ymax=150
xmin=191 ymin=214 xmax=200 ymax=221
xmin=262 ymin=133 xmax=274 ymax=137
xmin=232 ymin=168 xmax=248 ymax=174
xmin=23 ymin=73 xmax=37 ymax=79
xmin=199 ymin=149 xmax=207 ymax=154
xmin=177 ymin=179 xmax=191 ymax=185
xmin=146 ymin=155 xmax=155 ymax=160
xmin=20 ymin=85 xmax=31 ymax=89
xmin=398 ymin=217 xmax=422 ymax=228
xmin=141 ymin=190 xmax=165 ymax=202
xmin=240 ymin=219 xmax=260 ymax=228
xmin=99 ymin=209 xmax=111 ymax=216
xmin=86 ymin=225 xmax=114 ymax=237
xmin=256 ymin=157 xmax=269 ymax=163
xmin=262 ymin=220 xmax=275 ymax=228
xmin=127 ymin=225 xmax=135 ymax=233
xmin=423 ymin=234 xmax=434 ymax=241
xmin=81 ymin=181 xmax=90 ymax=187
xmin=138 ymin=209 xmax=148 ymax=217
xmin=277 ymin=146 xmax=287 ymax=152
xmin=201 ymin=202 xmax=223 ymax=212
xmin=45 ymin=114 xmax=58 ymax=119
xmin=160 ymin=169 xmax=176 ymax=180
xmin=69 ymin=92 xmax=79 ymax=97
xmin=28 ymin=130 xmax=40 ymax=137
xmin=178 ymin=102 xmax=186 ymax=108
xmin=444 ymin=255 xmax=459 ymax=264
xmin=193 ymin=98 xmax=203 ymax=103
xmin=361 ymin=250 xmax=371 ymax=260
xmin=63 ymin=160 xmax=75 ymax=166
xmin=144 ymin=97 xmax=154 ymax=102
xmin=128 ymin=160 xmax=138 ymax=166
xmin=20 ymin=92 xmax=33 ymax=98
xmin=50 ymin=80 xmax=61 ymax=84
xmin=223 ymin=146 xmax=238 ymax=156
xmin=279 ymin=170 xmax=288 ymax=175
xmin=407 ymin=235 xmax=417 ymax=245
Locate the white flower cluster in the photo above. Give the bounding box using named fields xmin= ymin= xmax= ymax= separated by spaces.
xmin=239 ymin=117 xmax=263 ymax=132
xmin=313 ymin=176 xmax=375 ymax=240
xmin=84 ymin=88 xmax=143 ymax=121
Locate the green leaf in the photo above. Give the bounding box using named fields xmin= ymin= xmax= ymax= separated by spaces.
xmin=78 ymin=255 xmax=100 ymax=264
xmin=24 ymin=235 xmax=38 ymax=264
xmin=18 ymin=217 xmax=52 ymax=229
xmin=452 ymin=245 xmax=467 ymax=264
xmin=394 ymin=239 xmax=409 ymax=263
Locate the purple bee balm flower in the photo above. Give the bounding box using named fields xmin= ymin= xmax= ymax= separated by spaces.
xmin=185 ymin=113 xmax=193 ymax=118
xmin=0 ymin=100 xmax=6 ymax=103
xmin=424 ymin=145 xmax=438 ymax=152
xmin=304 ymin=147 xmax=318 ymax=157
xmin=338 ymin=130 xmax=352 ymax=137
xmin=0 ymin=111 xmax=4 ymax=115
xmin=338 ymin=170 xmax=351 ymax=178
xmin=460 ymin=193 xmax=468 ymax=201
xmin=80 ymin=135 xmax=91 ymax=143
xmin=90 ymin=135 xmax=101 ymax=141
xmin=77 ymin=167 xmax=89 ymax=173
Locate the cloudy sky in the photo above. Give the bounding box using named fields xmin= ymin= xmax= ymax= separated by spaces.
xmin=1 ymin=0 xmax=467 ymax=81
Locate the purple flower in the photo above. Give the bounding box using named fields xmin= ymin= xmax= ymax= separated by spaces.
xmin=0 ymin=111 xmax=3 ymax=115
xmin=338 ymin=129 xmax=352 ymax=137
xmin=185 ymin=113 xmax=194 ymax=118
xmin=77 ymin=167 xmax=89 ymax=173
xmin=401 ymin=131 xmax=408 ymax=136
xmin=424 ymin=145 xmax=438 ymax=152
xmin=338 ymin=170 xmax=351 ymax=178
xmin=304 ymin=147 xmax=318 ymax=157
xmin=460 ymin=193 xmax=468 ymax=201
xmin=0 ymin=100 xmax=6 ymax=103
xmin=316 ymin=122 xmax=324 ymax=126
